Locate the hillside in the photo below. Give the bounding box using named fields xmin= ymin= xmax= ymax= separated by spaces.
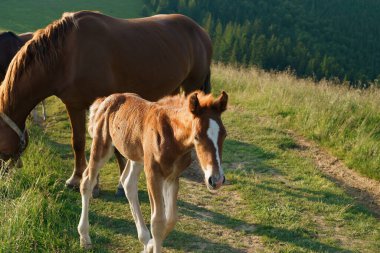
xmin=144 ymin=0 xmax=380 ymax=86
xmin=1 ymin=64 xmax=380 ymax=252
xmin=0 ymin=0 xmax=142 ymax=32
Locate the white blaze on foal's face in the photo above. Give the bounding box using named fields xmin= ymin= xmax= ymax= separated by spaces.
xmin=193 ymin=117 xmax=226 ymax=190
xmin=188 ymin=91 xmax=229 ymax=190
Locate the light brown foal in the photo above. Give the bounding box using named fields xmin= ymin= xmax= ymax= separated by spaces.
xmin=78 ymin=91 xmax=228 ymax=252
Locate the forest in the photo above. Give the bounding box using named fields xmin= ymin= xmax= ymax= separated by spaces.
xmin=142 ymin=0 xmax=380 ymax=87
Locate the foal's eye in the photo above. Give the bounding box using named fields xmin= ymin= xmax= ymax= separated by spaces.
xmin=194 ymin=135 xmax=200 ymax=141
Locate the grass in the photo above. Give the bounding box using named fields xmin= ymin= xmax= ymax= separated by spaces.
xmin=212 ymin=64 xmax=380 ymax=180
xmin=0 ymin=3 xmax=380 ymax=250
xmin=1 ymin=64 xmax=380 ymax=252
xmin=0 ymin=0 xmax=142 ymax=32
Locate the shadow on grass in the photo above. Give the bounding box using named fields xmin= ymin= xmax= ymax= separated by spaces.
xmin=182 ymin=139 xmax=281 ymax=184
xmin=178 ymin=200 xmax=354 ymax=253
xmin=223 ymin=139 xmax=281 ymax=175
xmin=255 ymin=182 xmax=376 ymax=218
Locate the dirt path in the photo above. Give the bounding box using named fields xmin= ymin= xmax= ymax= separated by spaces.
xmin=288 ymin=131 xmax=380 ymax=217
xmin=180 ymin=154 xmax=264 ymax=253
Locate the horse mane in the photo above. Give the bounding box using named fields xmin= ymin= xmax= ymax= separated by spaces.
xmin=4 ymin=12 xmax=76 ymax=87
xmin=0 ymin=12 xmax=77 ymax=111
xmin=157 ymin=91 xmax=216 ymax=111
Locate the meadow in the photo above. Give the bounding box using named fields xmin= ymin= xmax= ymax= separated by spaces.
xmin=0 ymin=0 xmax=142 ymax=32
xmin=1 ymin=1 xmax=380 ymax=252
xmin=1 ymin=64 xmax=380 ymax=252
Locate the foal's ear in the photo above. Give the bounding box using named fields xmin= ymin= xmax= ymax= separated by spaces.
xmin=189 ymin=92 xmax=201 ymax=115
xmin=214 ymin=91 xmax=228 ymax=113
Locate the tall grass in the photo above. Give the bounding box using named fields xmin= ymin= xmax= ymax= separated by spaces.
xmin=212 ymin=63 xmax=380 ymax=180
xmin=0 ymin=126 xmax=80 ymax=252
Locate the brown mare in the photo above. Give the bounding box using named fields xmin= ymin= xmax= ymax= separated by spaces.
xmin=0 ymin=31 xmax=46 ymax=122
xmin=78 ymin=91 xmax=228 ymax=252
xmin=0 ymin=11 xmax=212 ymax=192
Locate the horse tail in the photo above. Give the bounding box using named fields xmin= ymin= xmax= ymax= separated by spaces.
xmin=88 ymin=97 xmax=106 ymax=138
xmin=202 ymin=68 xmax=211 ymax=94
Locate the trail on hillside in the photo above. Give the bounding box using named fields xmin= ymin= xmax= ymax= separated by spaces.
xmin=287 ymin=131 xmax=380 ymax=218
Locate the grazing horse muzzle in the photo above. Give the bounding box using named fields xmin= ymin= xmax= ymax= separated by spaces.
xmin=207 ymin=174 xmax=225 ymax=190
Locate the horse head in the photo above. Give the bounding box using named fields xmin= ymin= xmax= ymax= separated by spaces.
xmin=188 ymin=91 xmax=228 ymax=191
xmin=0 ymin=113 xmax=28 ymax=168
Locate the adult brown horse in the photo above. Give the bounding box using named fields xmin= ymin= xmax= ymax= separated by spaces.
xmin=0 ymin=11 xmax=212 ymax=191
xmin=0 ymin=31 xmax=33 ymax=80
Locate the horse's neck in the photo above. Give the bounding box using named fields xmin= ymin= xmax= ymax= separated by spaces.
xmin=0 ymin=76 xmax=52 ymax=126
xmin=164 ymin=107 xmax=194 ymax=151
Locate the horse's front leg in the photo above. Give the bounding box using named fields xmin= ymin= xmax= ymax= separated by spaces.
xmin=64 ymin=107 xmax=89 ymax=188
xmin=145 ymin=164 xmax=166 ymax=253
xmin=163 ymin=177 xmax=179 ymax=238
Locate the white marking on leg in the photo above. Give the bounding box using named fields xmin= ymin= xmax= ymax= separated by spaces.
xmin=78 ymin=176 xmax=92 ymax=248
xmin=163 ymin=179 xmax=179 ymax=238
xmin=123 ymin=161 xmax=151 ymax=248
xmin=207 ymin=119 xmax=223 ymax=176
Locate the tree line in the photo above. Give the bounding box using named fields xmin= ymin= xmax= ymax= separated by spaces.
xmin=142 ymin=0 xmax=380 ymax=87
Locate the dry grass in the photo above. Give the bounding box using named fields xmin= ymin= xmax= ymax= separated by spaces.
xmin=212 ymin=63 xmax=380 ymax=180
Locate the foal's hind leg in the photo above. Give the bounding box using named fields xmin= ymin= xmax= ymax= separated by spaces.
xmin=78 ymin=134 xmax=113 ymax=249
xmin=115 ymin=148 xmax=127 ymax=197
xmin=122 ymin=161 xmax=151 ymax=251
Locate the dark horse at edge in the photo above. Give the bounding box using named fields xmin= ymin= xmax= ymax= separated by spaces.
xmin=0 ymin=31 xmax=33 ymax=80
xmin=0 ymin=11 xmax=212 ymax=193
xmin=0 ymin=31 xmax=46 ymax=122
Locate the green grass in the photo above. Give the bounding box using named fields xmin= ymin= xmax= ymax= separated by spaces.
xmin=0 ymin=0 xmax=142 ymax=32
xmin=0 ymin=4 xmax=380 ymax=250
xmin=1 ymin=64 xmax=380 ymax=252
xmin=213 ymin=64 xmax=380 ymax=180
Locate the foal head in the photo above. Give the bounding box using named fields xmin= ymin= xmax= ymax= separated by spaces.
xmin=188 ymin=91 xmax=228 ymax=191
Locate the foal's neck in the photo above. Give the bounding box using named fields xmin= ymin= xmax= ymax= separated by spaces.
xmin=164 ymin=106 xmax=194 ymax=151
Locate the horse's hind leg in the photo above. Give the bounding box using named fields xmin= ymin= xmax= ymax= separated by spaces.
xmin=122 ymin=161 xmax=151 ymax=251
xmin=115 ymin=148 xmax=127 ymax=197
xmin=78 ymin=133 xmax=113 ymax=249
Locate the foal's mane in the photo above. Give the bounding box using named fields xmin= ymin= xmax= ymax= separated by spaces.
xmin=157 ymin=91 xmax=216 ymax=111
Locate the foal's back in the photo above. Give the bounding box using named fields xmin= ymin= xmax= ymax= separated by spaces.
xmin=90 ymin=93 xmax=156 ymax=163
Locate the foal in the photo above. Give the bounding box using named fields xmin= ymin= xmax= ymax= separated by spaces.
xmin=78 ymin=91 xmax=228 ymax=252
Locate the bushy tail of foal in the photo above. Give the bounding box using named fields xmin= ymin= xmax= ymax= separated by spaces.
xmin=88 ymin=97 xmax=106 ymax=138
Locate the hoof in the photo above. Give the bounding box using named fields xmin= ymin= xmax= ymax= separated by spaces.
xmin=146 ymin=239 xmax=154 ymax=253
xmin=15 ymin=158 xmax=23 ymax=168
xmin=80 ymin=237 xmax=92 ymax=250
xmin=65 ymin=174 xmax=81 ymax=189
xmin=92 ymin=187 xmax=100 ymax=198
xmin=115 ymin=187 xmax=125 ymax=197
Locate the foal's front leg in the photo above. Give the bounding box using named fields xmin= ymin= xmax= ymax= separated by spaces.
xmin=163 ymin=177 xmax=179 ymax=238
xmin=145 ymin=165 xmax=167 ymax=253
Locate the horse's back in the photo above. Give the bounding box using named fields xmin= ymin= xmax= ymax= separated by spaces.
xmin=62 ymin=11 xmax=211 ymax=103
